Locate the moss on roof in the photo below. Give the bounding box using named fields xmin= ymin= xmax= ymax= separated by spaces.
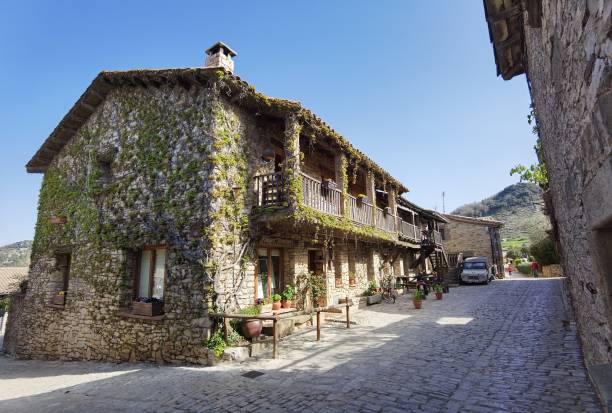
xmin=27 ymin=67 xmax=408 ymax=192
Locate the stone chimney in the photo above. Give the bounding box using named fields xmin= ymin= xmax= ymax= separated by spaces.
xmin=205 ymin=41 xmax=237 ymax=73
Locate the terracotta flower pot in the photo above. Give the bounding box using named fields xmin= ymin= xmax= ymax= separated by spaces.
xmin=281 ymin=300 xmax=291 ymax=309
xmin=272 ymin=301 xmax=281 ymax=311
xmin=241 ymin=319 xmax=263 ymax=339
xmin=435 ymin=292 xmax=443 ymax=300
xmin=413 ymin=299 xmax=422 ymax=309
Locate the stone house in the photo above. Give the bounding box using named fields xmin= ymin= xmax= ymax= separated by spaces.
xmin=483 ymin=0 xmax=611 ymax=369
xmin=440 ymin=214 xmax=504 ymax=273
xmin=7 ymin=43 xmax=447 ymax=364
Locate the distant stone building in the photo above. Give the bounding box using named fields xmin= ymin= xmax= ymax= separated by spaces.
xmin=6 ymin=43 xmax=448 ymax=364
xmin=440 ymin=214 xmax=504 ymax=272
xmin=483 ymin=1 xmax=612 ymax=367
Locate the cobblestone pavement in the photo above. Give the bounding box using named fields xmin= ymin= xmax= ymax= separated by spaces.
xmin=0 ymin=277 xmax=601 ymax=412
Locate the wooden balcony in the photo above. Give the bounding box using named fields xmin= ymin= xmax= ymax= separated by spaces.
xmin=375 ymin=207 xmax=396 ymax=232
xmin=301 ymin=172 xmax=343 ymax=217
xmin=253 ymin=172 xmax=403 ymax=237
xmin=347 ymin=194 xmax=373 ymax=226
xmin=399 ymin=220 xmax=421 ymax=242
xmin=253 ymin=172 xmax=285 ymax=207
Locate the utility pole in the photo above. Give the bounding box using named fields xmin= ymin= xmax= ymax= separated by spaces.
xmin=442 ymin=191 xmax=446 ymax=214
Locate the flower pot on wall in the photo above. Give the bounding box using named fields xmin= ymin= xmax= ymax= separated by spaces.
xmin=272 ymin=301 xmax=281 ymax=311
xmin=281 ymin=300 xmax=292 ymax=309
xmin=260 ymin=303 xmax=273 ymax=313
xmin=132 ymin=301 xmax=163 ymax=316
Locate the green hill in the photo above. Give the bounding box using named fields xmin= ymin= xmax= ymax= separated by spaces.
xmin=452 ymin=183 xmax=550 ymax=246
xmin=0 ymin=240 xmax=32 ymax=267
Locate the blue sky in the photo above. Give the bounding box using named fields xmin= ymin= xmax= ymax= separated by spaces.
xmin=0 ymin=1 xmax=536 ymax=245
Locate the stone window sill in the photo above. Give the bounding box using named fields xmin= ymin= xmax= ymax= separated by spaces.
xmin=118 ymin=309 xmax=165 ymax=322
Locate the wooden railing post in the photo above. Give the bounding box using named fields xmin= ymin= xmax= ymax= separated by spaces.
xmin=316 ymin=310 xmax=321 ymax=341
xmin=345 ymin=296 xmax=350 ymax=329
xmin=273 ymin=317 xmax=278 ymax=359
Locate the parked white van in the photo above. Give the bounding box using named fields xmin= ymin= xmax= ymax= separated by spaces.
xmin=460 ymin=257 xmax=491 ymax=285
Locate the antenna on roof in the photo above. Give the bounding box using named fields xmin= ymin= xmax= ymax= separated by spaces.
xmin=442 ymin=191 xmax=446 ymax=213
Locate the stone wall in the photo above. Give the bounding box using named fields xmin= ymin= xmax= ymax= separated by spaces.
xmin=11 ymin=82 xmax=278 ymax=364
xmin=2 ymin=293 xmax=24 ymax=355
xmin=522 ymin=1 xmax=612 ymax=366
xmin=441 ymin=218 xmax=502 ymax=268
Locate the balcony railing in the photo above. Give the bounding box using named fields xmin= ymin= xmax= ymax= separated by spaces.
xmin=375 ymin=207 xmax=396 ymax=232
xmin=253 ymin=172 xmax=285 ymax=207
xmin=347 ymin=194 xmax=374 ymax=226
xmin=301 ymin=172 xmax=342 ymax=217
xmin=399 ymin=220 xmax=421 ymax=242
xmin=253 ymin=172 xmax=428 ymax=238
xmin=433 ymin=230 xmax=443 ymax=245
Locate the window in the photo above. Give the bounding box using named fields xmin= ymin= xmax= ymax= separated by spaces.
xmin=55 ymin=253 xmax=71 ymax=292
xmin=135 ymin=247 xmax=166 ymax=299
xmin=256 ymin=247 xmax=282 ymax=300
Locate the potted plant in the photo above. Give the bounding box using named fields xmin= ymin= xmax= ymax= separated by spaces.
xmin=348 ymin=272 xmax=356 ymax=286
xmin=364 ymin=281 xmax=382 ymax=305
xmin=413 ymin=290 xmax=424 ymax=309
xmin=239 ymin=305 xmax=262 ymax=339
xmin=257 ymin=297 xmax=273 ymax=313
xmin=132 ymin=297 xmax=164 ymax=316
xmin=281 ymin=285 xmax=295 ymax=309
xmin=271 ymin=294 xmax=282 ymax=310
xmin=434 ymin=284 xmax=443 ymax=300
xmin=308 ymin=272 xmax=327 ymax=308
xmin=335 ymin=276 xmax=342 ymax=288
xmin=52 ymin=290 xmax=66 ymax=306
xmin=356 ymin=194 xmax=369 ymax=205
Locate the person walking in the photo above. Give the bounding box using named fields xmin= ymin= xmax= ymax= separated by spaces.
xmin=507 ymin=262 xmax=513 ymax=276
xmin=531 ymin=261 xmax=540 ymax=278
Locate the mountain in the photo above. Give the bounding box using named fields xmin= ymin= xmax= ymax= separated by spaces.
xmin=0 ymin=240 xmax=32 ymax=267
xmin=451 ymin=183 xmax=550 ymax=244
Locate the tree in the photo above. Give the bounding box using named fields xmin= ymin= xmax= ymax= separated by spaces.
xmin=529 ymin=234 xmax=559 ymax=266
xmin=510 ymin=104 xmax=549 ymax=190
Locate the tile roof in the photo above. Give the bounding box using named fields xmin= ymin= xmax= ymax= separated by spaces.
xmin=0 ymin=267 xmax=28 ymax=296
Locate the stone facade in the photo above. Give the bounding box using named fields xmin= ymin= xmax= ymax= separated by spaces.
xmin=484 ymin=1 xmax=612 ymax=366
xmin=441 ymin=214 xmax=504 ymax=270
xmin=7 ymin=62 xmax=446 ymax=364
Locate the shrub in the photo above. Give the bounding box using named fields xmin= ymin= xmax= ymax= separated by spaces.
xmin=272 ymin=294 xmax=282 ymax=303
xmin=239 ymin=305 xmax=261 ymax=316
xmin=513 ymin=258 xmax=523 ymax=266
xmin=530 ymin=235 xmax=559 ymax=266
xmin=363 ymin=281 xmax=378 ymax=297
xmin=517 ymin=262 xmax=533 ymax=275
xmin=204 ymin=329 xmax=226 ymax=357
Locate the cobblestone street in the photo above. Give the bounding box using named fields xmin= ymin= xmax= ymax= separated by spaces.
xmin=0 ymin=277 xmax=601 ymax=412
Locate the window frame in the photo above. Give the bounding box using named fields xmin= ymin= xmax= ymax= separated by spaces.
xmin=134 ymin=246 xmax=167 ymax=300
xmin=254 ymin=246 xmax=284 ymax=301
